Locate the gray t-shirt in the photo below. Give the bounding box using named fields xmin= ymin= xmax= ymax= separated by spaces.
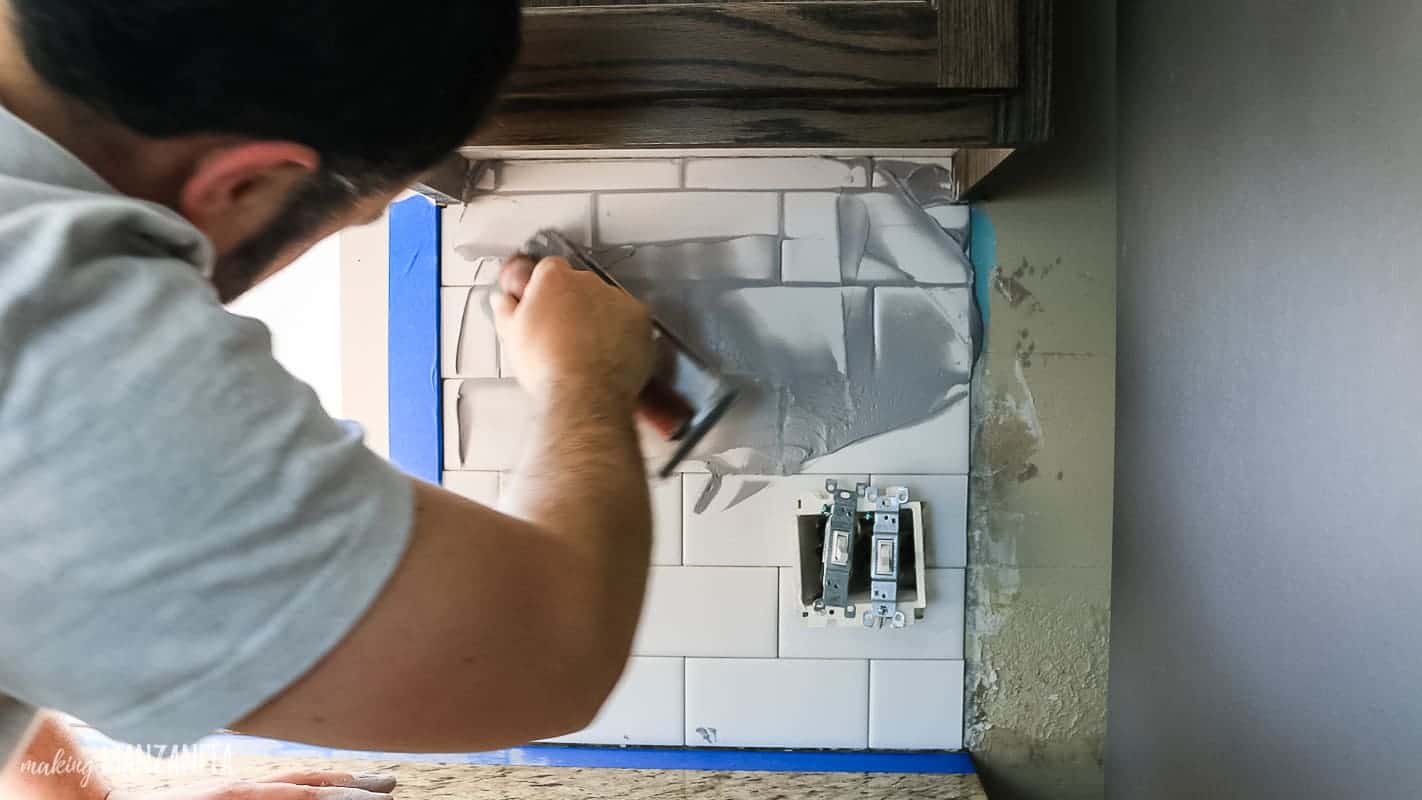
xmin=0 ymin=104 xmax=414 ymax=752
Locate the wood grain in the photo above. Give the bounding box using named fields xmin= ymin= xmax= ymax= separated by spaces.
xmin=993 ymin=0 xmax=1052 ymax=144
xmin=462 ymin=0 xmax=1052 ymax=148
xmin=940 ymin=0 xmax=1021 ymax=88
xmin=470 ymin=91 xmax=997 ymax=149
xmin=509 ymin=3 xmax=940 ymax=96
xmin=952 ymin=146 xmax=1015 ymax=199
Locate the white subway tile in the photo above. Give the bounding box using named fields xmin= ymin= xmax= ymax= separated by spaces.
xmin=440 ymin=287 xmax=499 ymax=378
xmin=871 ymin=158 xmax=954 ymax=189
xmin=869 ymin=660 xmax=964 ymax=750
xmin=596 ymin=236 xmax=779 ymax=283
xmin=864 ymin=227 xmax=973 ymax=285
xmin=870 ymin=475 xmax=968 ymax=569
xmin=925 ymin=204 xmax=971 ymax=235
xmin=858 ymin=191 xmax=929 ymax=227
xmin=803 ymin=290 xmax=973 ymax=475
xmin=544 ymin=657 xmax=685 ymax=746
xmin=498 ymin=338 xmax=517 ymax=379
xmin=651 ymin=476 xmax=684 ymax=566
xmin=442 ymin=254 xmax=503 ymax=287
xmin=683 ymin=474 xmax=866 ymax=567
xmin=597 ymin=193 xmax=779 ymax=245
xmin=684 ymin=157 xmax=869 ymax=190
xmin=441 ymin=471 xmax=500 ymax=505
xmin=691 ymin=286 xmax=852 ymax=376
xmin=803 ymin=396 xmax=970 ymax=475
xmin=633 ymin=566 xmax=777 ymax=657
xmin=783 ymin=193 xmax=840 ymax=240
xmin=685 ymin=659 xmax=868 ymax=749
xmin=443 ymin=379 xmax=533 ymax=471
xmin=669 ymin=377 xmax=786 ymax=474
xmin=494 ymin=159 xmax=681 ymax=192
xmin=441 ymin=195 xmax=592 ymax=268
xmin=781 ymin=238 xmax=841 ymax=284
xmin=875 ymin=286 xmax=975 ymax=388
xmin=778 ymin=568 xmax=965 ymax=659
xmin=848 ymin=193 xmax=972 ymax=285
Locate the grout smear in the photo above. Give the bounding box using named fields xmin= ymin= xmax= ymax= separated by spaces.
xmin=634 ymin=164 xmax=976 ymax=505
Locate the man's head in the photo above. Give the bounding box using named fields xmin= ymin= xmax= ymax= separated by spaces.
xmin=6 ymin=1 xmax=521 ymax=300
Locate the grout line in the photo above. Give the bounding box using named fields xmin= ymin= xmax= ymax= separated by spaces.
xmin=775 ymin=192 xmax=786 ymax=284
xmin=865 ymin=660 xmax=873 ymax=739
xmin=453 ymin=286 xmax=473 ymax=377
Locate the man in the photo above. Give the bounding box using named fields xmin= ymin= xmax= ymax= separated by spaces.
xmin=0 ymin=1 xmax=657 ymax=797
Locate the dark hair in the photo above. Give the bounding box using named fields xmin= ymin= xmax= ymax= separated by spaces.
xmin=11 ymin=0 xmax=522 ymax=187
xmin=12 ymin=1 xmax=521 ymax=300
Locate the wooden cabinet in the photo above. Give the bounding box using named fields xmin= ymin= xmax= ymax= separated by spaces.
xmin=466 ymin=0 xmax=1052 ymax=151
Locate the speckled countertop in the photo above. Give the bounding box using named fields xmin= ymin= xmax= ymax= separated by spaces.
xmin=107 ymin=756 xmax=988 ymax=799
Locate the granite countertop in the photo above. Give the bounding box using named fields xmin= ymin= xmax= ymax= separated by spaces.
xmin=106 ymin=755 xmax=988 ymax=799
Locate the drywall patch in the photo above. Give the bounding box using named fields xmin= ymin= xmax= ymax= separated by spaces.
xmin=965 ymin=349 xmax=1046 ymax=749
xmin=975 ymin=357 xmax=1042 ymax=486
xmin=965 ymin=568 xmax=1109 ymax=751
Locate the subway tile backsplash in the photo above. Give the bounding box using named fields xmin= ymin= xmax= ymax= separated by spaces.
xmin=438 ymin=156 xmax=969 ymax=749
xmin=544 ymin=657 xmax=686 ymax=746
xmin=869 ymin=660 xmax=965 ymax=750
xmin=440 ymin=287 xmax=498 ymax=379
xmin=777 ymin=568 xmax=966 ymax=661
xmin=683 ymin=156 xmax=870 ymax=190
xmin=596 ymin=192 xmax=780 ymax=244
xmin=633 ymin=566 xmax=779 ymax=658
xmin=682 ymin=473 xmax=866 ymax=567
xmin=686 ymin=658 xmax=870 ymax=749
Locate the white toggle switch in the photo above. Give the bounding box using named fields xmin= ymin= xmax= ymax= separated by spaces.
xmin=875 ymin=540 xmax=895 ymax=576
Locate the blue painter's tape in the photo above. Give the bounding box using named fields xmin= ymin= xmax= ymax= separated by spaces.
xmin=968 ymin=205 xmax=996 ymax=332
xmin=388 ymin=195 xmax=441 ymax=483
xmin=73 ymin=729 xmax=974 ymax=774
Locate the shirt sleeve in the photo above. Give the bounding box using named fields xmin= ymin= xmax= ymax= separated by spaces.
xmin=0 ymin=241 xmax=414 ymax=746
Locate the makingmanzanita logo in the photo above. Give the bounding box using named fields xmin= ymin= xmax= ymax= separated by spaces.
xmin=19 ymin=743 xmax=234 ymax=788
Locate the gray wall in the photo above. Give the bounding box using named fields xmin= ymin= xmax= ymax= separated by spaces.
xmin=1111 ymin=2 xmax=1422 ymax=798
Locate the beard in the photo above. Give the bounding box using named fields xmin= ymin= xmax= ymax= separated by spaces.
xmin=212 ymin=171 xmax=362 ymax=303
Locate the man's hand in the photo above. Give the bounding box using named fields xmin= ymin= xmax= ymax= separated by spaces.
xmin=234 ymin=252 xmax=657 ymax=752
xmin=490 ymin=255 xmax=654 ymax=413
xmin=108 ymin=771 xmax=396 ymax=800
xmin=3 ymin=717 xmax=397 ymax=800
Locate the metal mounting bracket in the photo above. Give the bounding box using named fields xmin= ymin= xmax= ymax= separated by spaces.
xmin=864 ymin=486 xmax=910 ymax=629
xmin=819 ymin=479 xmax=863 ymax=615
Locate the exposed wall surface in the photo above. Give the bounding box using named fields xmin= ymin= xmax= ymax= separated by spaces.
xmin=1112 ymin=2 xmax=1422 ymax=798
xmin=229 ymin=235 xmax=343 ymax=416
xmin=439 ymin=157 xmax=971 ymax=750
xmin=964 ymin=1 xmax=1116 ymax=798
xmin=340 ymin=212 xmax=391 ymax=458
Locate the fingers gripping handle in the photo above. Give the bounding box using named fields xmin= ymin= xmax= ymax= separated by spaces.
xmin=510 ymin=230 xmax=739 ymax=476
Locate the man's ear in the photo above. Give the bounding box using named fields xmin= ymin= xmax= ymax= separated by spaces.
xmin=179 ymin=141 xmax=320 ymax=255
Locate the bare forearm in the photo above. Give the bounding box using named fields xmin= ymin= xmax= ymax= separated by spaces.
xmin=0 ymin=715 xmax=108 ymax=800
xmin=501 ymin=381 xmax=652 ymax=661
